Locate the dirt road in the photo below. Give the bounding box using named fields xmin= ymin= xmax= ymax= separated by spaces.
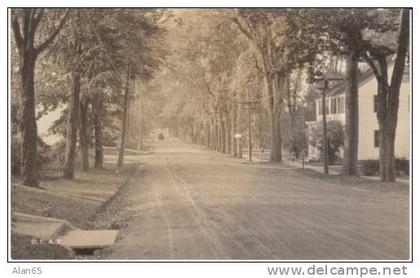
xmin=106 ymin=139 xmax=410 ymax=260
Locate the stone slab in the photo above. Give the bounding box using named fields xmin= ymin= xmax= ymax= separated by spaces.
xmin=58 ymin=230 xmax=119 ymax=249
xmin=12 ymin=218 xmax=65 ymax=240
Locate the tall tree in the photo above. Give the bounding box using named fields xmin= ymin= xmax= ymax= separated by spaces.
xmin=298 ymin=9 xmax=382 ymax=175
xmin=360 ymin=9 xmax=410 ymax=181
xmin=117 ymin=63 xmax=130 ymax=171
xmin=232 ymin=10 xmax=319 ymax=162
xmin=110 ymin=9 xmax=165 ymax=170
xmin=231 ymin=11 xmax=284 ymax=161
xmin=63 ymin=12 xmax=82 ymax=179
xmin=11 ymin=9 xmax=69 ymax=186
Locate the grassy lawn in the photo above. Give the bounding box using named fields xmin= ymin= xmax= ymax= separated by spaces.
xmin=11 ymin=158 xmax=138 ymax=260
xmin=296 ymin=168 xmax=409 ymax=194
xmin=12 ymin=162 xmax=137 ymax=229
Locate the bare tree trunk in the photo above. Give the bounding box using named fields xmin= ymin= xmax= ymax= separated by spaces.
xmin=268 ymin=73 xmax=283 ymax=162
xmin=220 ymin=109 xmax=226 ymax=153
xmin=92 ymin=95 xmax=104 ymax=168
xmin=225 ymin=111 xmax=231 ymax=154
xmin=212 ymin=115 xmax=217 ymax=150
xmin=236 ymin=94 xmax=243 ymax=157
xmin=215 ymin=115 xmax=220 ymax=152
xmin=191 ymin=121 xmax=196 ymax=143
xmin=19 ymin=51 xmax=39 ymax=186
xmin=117 ymin=63 xmax=130 ymax=171
xmin=79 ymin=95 xmax=89 ymax=172
xmin=63 ymin=41 xmax=82 ymax=179
xmin=139 ymin=100 xmax=145 ymax=151
xmin=342 ymin=47 xmax=359 ymax=175
xmin=231 ymin=91 xmax=238 ymax=157
xmin=206 ymin=113 xmax=211 ymax=148
xmin=380 ymin=124 xmax=397 ymax=181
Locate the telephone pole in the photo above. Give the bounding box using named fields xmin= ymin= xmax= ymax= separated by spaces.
xmin=315 ymin=71 xmax=344 ymax=175
xmin=239 ymin=89 xmax=259 ymax=162
xmin=321 ymin=79 xmax=329 ymax=174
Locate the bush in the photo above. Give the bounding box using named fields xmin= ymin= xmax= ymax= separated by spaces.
xmin=360 ymin=158 xmax=410 ymax=177
xmin=360 ymin=159 xmax=379 ymax=176
xmin=48 ymin=139 xmax=67 ymax=163
xmin=309 ymin=120 xmax=344 ymax=164
xmin=11 ymin=136 xmax=54 ymax=176
xmin=395 ymin=158 xmax=409 ymax=176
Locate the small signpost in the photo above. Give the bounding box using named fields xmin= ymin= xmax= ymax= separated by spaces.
xmin=301 ymin=149 xmax=307 ymax=169
xmin=234 ymin=134 xmax=243 ymax=158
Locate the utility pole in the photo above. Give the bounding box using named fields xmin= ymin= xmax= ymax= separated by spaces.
xmin=247 ymin=89 xmax=252 ymax=162
xmin=239 ymin=89 xmax=259 ymax=162
xmin=322 ymin=79 xmax=329 ymax=174
xmin=117 ymin=63 xmax=130 ymax=171
xmin=315 ymin=71 xmax=344 ymax=175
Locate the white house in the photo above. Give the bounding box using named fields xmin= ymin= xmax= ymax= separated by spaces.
xmin=306 ymin=61 xmax=410 ymax=161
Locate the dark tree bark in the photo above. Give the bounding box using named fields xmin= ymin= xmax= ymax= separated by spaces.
xmin=19 ymin=49 xmax=38 ymax=186
xmin=342 ymin=47 xmax=359 ymax=175
xmin=117 ymin=63 xmax=130 ymax=171
xmin=11 ymin=9 xmax=69 ymax=187
xmin=79 ymin=95 xmax=90 ymax=172
xmin=286 ymin=70 xmax=302 ymax=158
xmin=92 ymin=95 xmax=104 ymax=168
xmin=268 ymin=72 xmax=283 ymax=162
xmin=63 ymin=40 xmax=82 ymax=179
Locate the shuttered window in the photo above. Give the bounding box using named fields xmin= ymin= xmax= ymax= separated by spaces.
xmin=374 ymin=130 xmax=380 ymax=148
xmin=374 ymin=95 xmax=379 ymax=113
xmin=331 ymin=97 xmax=337 ymax=114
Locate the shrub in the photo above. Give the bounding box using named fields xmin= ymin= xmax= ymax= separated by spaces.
xmin=360 ymin=158 xmax=410 ymax=177
xmin=11 ymin=136 xmax=53 ymax=176
xmin=360 ymin=159 xmax=379 ymax=176
xmin=48 ymin=139 xmax=67 ymax=163
xmin=309 ymin=120 xmax=344 ymax=164
xmin=395 ymin=158 xmax=409 ymax=176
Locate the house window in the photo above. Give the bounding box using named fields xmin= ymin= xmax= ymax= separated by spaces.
xmin=317 ymin=100 xmax=322 ymax=115
xmin=331 ymin=97 xmax=337 ymax=114
xmin=337 ymin=96 xmax=344 ymax=114
xmin=325 ymin=98 xmax=330 ymax=114
xmin=374 ymin=95 xmax=379 ymax=113
xmin=374 ymin=130 xmax=380 ymax=148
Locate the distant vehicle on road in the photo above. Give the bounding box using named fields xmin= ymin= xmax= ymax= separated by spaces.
xmin=158 ymin=133 xmax=165 ymax=141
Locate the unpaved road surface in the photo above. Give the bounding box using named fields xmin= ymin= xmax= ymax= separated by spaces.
xmin=106 ymin=139 xmax=409 ymax=260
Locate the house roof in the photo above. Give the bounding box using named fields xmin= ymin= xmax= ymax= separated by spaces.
xmin=323 ymin=69 xmax=376 ymax=98
xmin=320 ymin=56 xmax=402 ymax=98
